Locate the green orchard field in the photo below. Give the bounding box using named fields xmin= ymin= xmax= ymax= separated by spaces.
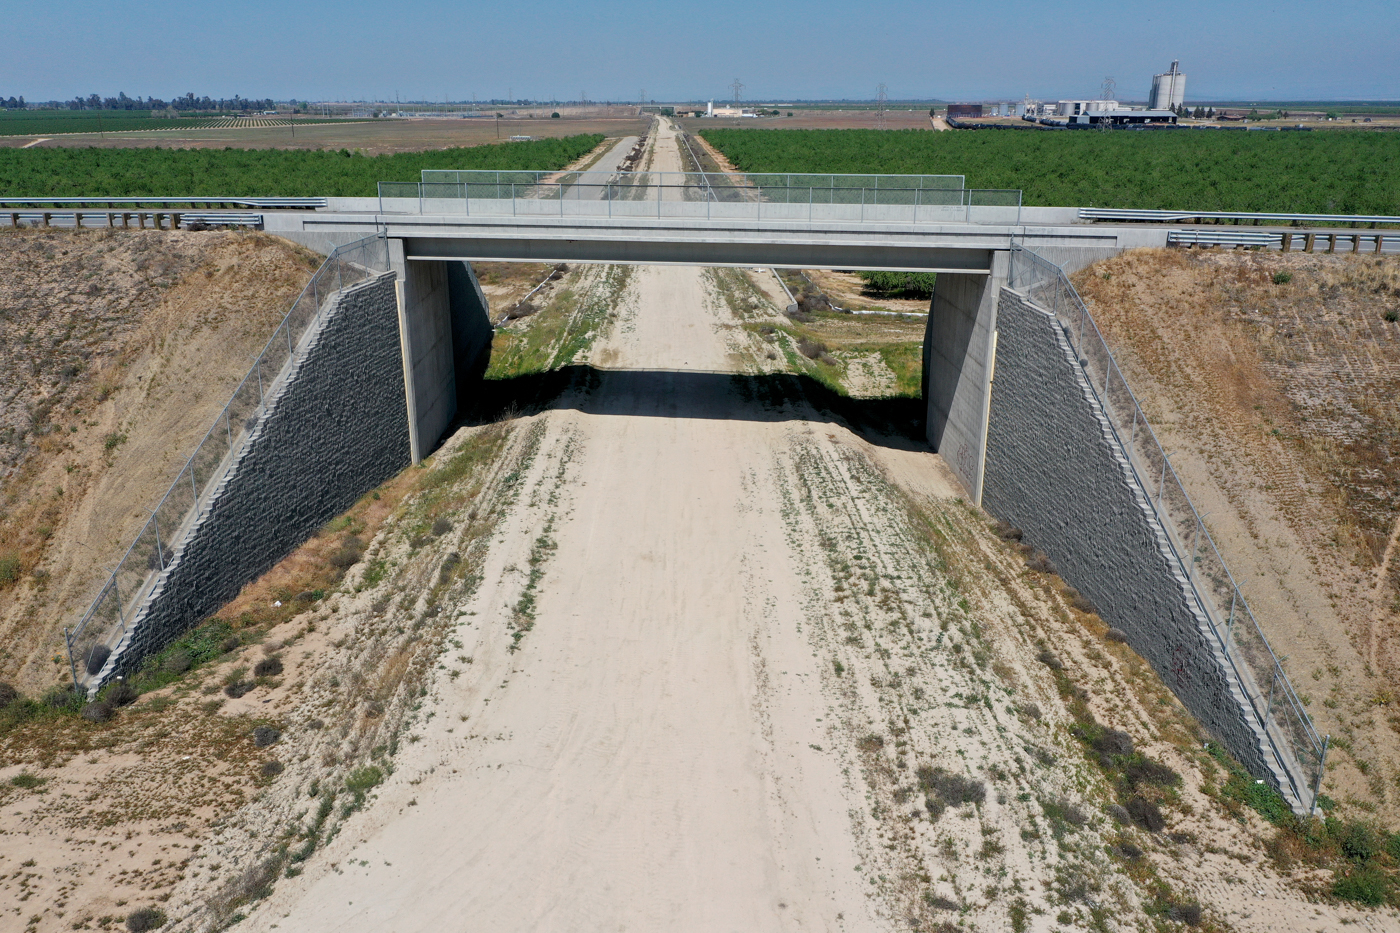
xmin=0 ymin=134 xmax=604 ymax=197
xmin=699 ymin=128 xmax=1400 ymax=213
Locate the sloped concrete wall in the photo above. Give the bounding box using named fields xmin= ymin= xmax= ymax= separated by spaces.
xmin=105 ymin=272 xmax=410 ymax=678
xmin=981 ymin=287 xmax=1271 ymax=781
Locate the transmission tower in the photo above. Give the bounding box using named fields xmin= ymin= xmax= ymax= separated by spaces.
xmin=730 ymin=78 xmax=744 ymax=104
xmin=640 ymin=88 xmax=646 ymax=106
xmin=1101 ymin=76 xmax=1116 ymax=101
xmin=876 ymin=83 xmax=888 ymax=130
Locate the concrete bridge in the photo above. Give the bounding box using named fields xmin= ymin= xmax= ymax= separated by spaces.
xmin=261 ymin=203 xmax=1165 ymax=503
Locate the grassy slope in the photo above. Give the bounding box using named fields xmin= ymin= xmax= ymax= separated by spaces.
xmin=700 ymin=128 xmax=1400 ymax=213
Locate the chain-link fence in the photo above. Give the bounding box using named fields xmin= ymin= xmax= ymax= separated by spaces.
xmin=1007 ymin=243 xmax=1328 ymax=813
xmin=379 ymin=172 xmax=1019 ymax=225
xmin=65 ymin=234 xmax=391 ymax=691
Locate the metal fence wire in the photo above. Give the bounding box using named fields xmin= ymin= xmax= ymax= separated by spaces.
xmin=379 ymin=171 xmax=1020 ymax=225
xmin=65 ymin=234 xmax=391 ymax=690
xmin=1006 ymin=243 xmax=1328 ymax=814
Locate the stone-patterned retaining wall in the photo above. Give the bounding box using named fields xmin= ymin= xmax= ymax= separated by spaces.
xmin=104 ymin=272 xmax=410 ymax=679
xmin=982 ymin=287 xmax=1272 ymax=782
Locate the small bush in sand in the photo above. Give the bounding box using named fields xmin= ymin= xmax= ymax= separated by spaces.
xmin=857 ymin=733 xmax=885 ymax=754
xmin=125 ymin=906 xmax=167 ymax=931
xmin=224 ymin=681 xmax=254 ymax=699
xmin=1025 ymin=551 xmax=1056 ymax=574
xmin=220 ymin=635 xmax=241 ymax=653
xmin=1091 ymin=729 xmax=1134 ymax=758
xmin=253 ymin=656 xmax=283 ymax=678
xmin=1126 ymin=795 xmax=1166 ymax=832
xmin=916 ymin=766 xmax=986 ymax=814
xmin=261 ymin=760 xmax=285 ymax=778
xmin=42 ymin=684 xmax=83 ymax=711
xmin=1036 ymin=649 xmax=1064 ymax=671
xmin=1104 ymin=628 xmax=1128 ymax=643
xmin=10 ymin=772 xmax=46 ymax=789
xmin=81 ymin=701 xmax=114 ymax=723
xmin=431 ymin=517 xmax=453 ymax=537
xmin=1166 ymin=902 xmax=1203 ymax=926
xmin=991 ymin=520 xmax=1022 ymax=541
xmin=1123 ymin=756 xmax=1180 ymax=789
xmin=1106 ymin=803 xmax=1131 ymax=825
xmin=103 ymin=680 xmax=138 ymax=707
xmin=0 ymin=681 xmax=18 ymax=708
xmin=253 ymin=725 xmax=281 ymax=747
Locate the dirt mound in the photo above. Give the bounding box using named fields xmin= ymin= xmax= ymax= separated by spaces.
xmin=1073 ymin=247 xmax=1400 ymax=822
xmin=0 ymin=228 xmax=323 ymax=693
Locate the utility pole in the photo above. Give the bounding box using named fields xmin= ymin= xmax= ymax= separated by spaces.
xmin=876 ymin=83 xmax=888 ymax=130
xmin=730 ymin=78 xmax=744 ymax=104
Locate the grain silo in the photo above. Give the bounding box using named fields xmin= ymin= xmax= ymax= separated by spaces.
xmin=1148 ymin=61 xmax=1186 ymax=110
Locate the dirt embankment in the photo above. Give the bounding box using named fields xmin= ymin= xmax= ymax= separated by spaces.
xmin=0 ymin=229 xmax=323 ymax=693
xmin=1073 ymin=248 xmax=1400 ymax=823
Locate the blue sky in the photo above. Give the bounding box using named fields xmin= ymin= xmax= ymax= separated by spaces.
xmin=4 ymin=0 xmax=1397 ymax=103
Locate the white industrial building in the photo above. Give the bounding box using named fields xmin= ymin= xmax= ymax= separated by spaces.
xmin=1148 ymin=61 xmax=1186 ymax=110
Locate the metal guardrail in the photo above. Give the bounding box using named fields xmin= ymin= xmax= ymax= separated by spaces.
xmin=5 ymin=210 xmax=263 ymax=230
xmin=65 ymin=233 xmax=391 ymax=692
xmin=1082 ymin=207 xmax=1400 ymax=226
xmin=0 ymin=197 xmax=325 ymax=209
xmin=379 ymin=175 xmax=1020 ymax=225
xmin=1167 ymin=230 xmax=1282 ymax=247
xmin=1167 ymin=229 xmax=1397 ymax=253
xmin=1008 ymin=243 xmax=1328 ymax=815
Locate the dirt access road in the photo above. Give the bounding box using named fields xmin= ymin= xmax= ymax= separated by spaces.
xmin=248 ymin=124 xmax=952 ymax=932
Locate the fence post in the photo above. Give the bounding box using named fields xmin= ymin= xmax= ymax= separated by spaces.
xmin=1265 ymin=669 xmax=1278 ymax=725
xmin=190 ymin=463 xmax=198 ymax=504
xmin=1309 ymin=737 xmax=1330 ymax=815
xmin=225 ymin=408 xmax=232 ymax=448
xmin=65 ymin=629 xmax=79 ymax=689
xmin=1157 ymin=458 xmax=1167 ymax=509
xmin=153 ymin=517 xmax=165 ymax=571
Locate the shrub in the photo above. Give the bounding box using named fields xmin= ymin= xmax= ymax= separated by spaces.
xmin=84 ymin=644 xmax=111 ymax=675
xmin=253 ymin=656 xmax=283 ymax=678
xmin=162 ymin=650 xmax=192 ymax=675
xmin=1167 ymin=902 xmax=1203 ymax=925
xmin=1035 ymin=649 xmax=1064 ymax=671
xmin=329 ymin=536 xmax=364 ymax=569
xmin=916 ymin=766 xmax=986 ymax=808
xmin=1104 ymin=628 xmax=1128 ymax=642
xmin=10 ymin=772 xmax=46 ymax=789
xmin=1126 ymin=795 xmax=1166 ymax=832
xmin=796 ymin=336 xmax=832 ymax=362
xmin=1332 ymin=867 xmax=1390 ymax=906
xmin=431 ymin=517 xmax=453 ymax=537
xmin=1106 ymin=803 xmax=1131 ymax=824
xmin=42 ymin=684 xmax=82 ymax=711
xmin=1091 ymin=729 xmax=1135 ymax=757
xmin=1385 ymin=309 xmax=1399 ymax=323
xmin=857 ymin=733 xmax=885 ymax=753
xmin=1337 ymin=821 xmax=1379 ymax=863
xmin=1069 ymin=593 xmax=1098 ymax=614
xmin=506 ymin=300 xmax=537 ymax=320
xmin=1123 ymin=756 xmax=1180 ymax=788
xmin=991 ymin=520 xmax=1022 ymax=541
xmin=81 ymin=701 xmax=113 ymax=723
xmin=224 ymin=681 xmax=254 ymax=699
xmin=0 ymin=681 xmax=19 ymax=708
xmin=103 ymin=680 xmax=138 ymax=707
xmin=125 ymin=906 xmax=167 ymax=931
xmin=221 ymin=636 xmax=241 ymax=653
xmin=0 ymin=553 xmax=19 ymax=587
xmin=1026 ymin=551 xmax=1056 ymax=574
xmin=261 ymin=760 xmax=285 ymax=778
xmin=252 ymin=725 xmax=281 ymax=747
xmin=1272 ymin=270 xmax=1293 ymax=285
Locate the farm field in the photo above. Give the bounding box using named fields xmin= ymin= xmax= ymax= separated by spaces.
xmin=0 ymin=134 xmax=607 ymax=197
xmin=0 ymin=109 xmax=353 ymax=137
xmin=699 ymin=127 xmax=1400 ymax=213
xmin=0 ymin=114 xmax=651 ymax=156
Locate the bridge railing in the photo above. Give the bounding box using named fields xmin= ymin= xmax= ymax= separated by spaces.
xmin=1007 ymin=243 xmax=1328 ymax=815
xmin=65 ymin=233 xmax=391 ymax=691
xmin=377 ymin=175 xmax=1020 ymax=225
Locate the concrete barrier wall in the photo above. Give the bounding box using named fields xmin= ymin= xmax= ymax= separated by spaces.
xmin=106 ymin=273 xmax=410 ymax=677
xmin=982 ymin=287 xmax=1270 ymax=779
